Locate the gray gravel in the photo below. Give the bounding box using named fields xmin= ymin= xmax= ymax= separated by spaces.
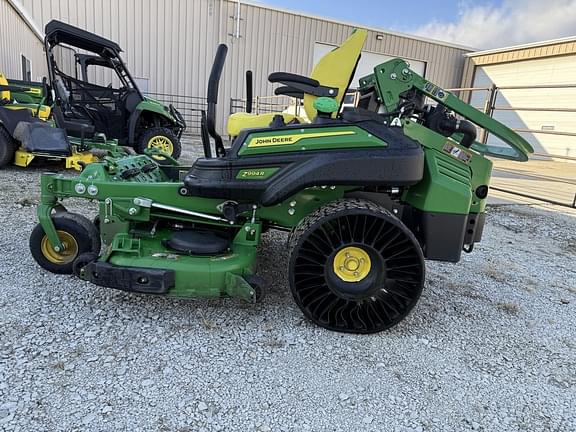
xmin=1 ymin=144 xmax=575 ymax=431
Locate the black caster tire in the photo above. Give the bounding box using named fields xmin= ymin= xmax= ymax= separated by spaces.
xmin=93 ymin=215 xmax=100 ymax=232
xmin=30 ymin=215 xmax=100 ymax=275
xmin=288 ymin=199 xmax=425 ymax=334
xmin=136 ymin=127 xmax=181 ymax=160
xmin=54 ymin=212 xmax=101 ymax=254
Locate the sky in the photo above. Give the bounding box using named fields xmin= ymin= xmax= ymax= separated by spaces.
xmin=254 ymin=0 xmax=576 ymax=49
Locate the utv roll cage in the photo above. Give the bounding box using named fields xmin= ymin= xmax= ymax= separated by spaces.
xmin=44 ymin=20 xmax=144 ymax=101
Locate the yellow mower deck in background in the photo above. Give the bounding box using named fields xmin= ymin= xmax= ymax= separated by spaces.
xmin=0 ymin=73 xmax=121 ymax=170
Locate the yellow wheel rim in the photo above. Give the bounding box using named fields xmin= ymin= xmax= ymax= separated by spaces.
xmin=147 ymin=135 xmax=174 ymax=155
xmin=333 ymin=246 xmax=372 ymax=282
xmin=40 ymin=231 xmax=79 ymax=265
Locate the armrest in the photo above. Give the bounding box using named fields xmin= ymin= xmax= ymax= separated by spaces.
xmin=268 ymin=72 xmax=339 ymax=98
xmin=274 ymin=86 xmax=304 ymax=99
xmin=269 ymin=72 xmax=319 ymax=87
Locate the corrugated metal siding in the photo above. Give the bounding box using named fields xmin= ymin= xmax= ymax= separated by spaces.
xmin=18 ymin=0 xmax=470 ymax=132
xmin=0 ymin=0 xmax=46 ymax=81
xmin=468 ymin=40 xmax=576 ymax=66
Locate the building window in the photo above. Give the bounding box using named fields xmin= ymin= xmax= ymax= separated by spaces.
xmin=21 ymin=55 xmax=32 ymax=81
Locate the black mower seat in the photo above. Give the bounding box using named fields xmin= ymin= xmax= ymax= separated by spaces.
xmin=164 ymin=231 xmax=230 ymax=256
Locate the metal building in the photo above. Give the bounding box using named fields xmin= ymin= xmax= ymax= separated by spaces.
xmin=2 ymin=0 xmax=472 ymax=132
xmin=461 ymin=37 xmax=576 ymax=158
xmin=0 ymin=0 xmax=46 ymax=80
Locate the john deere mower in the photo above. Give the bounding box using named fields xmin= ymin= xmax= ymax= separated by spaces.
xmin=0 ymin=74 xmax=125 ymax=169
xmin=29 ymin=30 xmax=533 ymax=333
xmin=43 ymin=20 xmax=186 ymax=158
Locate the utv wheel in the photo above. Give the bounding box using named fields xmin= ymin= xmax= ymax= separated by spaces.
xmin=288 ymin=199 xmax=425 ymax=334
xmin=30 ymin=214 xmax=101 ymax=274
xmin=136 ymin=127 xmax=181 ymax=160
xmin=0 ymin=126 xmax=17 ymax=168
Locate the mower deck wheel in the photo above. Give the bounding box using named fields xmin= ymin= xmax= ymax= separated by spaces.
xmin=136 ymin=127 xmax=181 ymax=160
xmin=288 ymin=198 xmax=425 ymax=334
xmin=55 ymin=212 xmax=101 ymax=253
xmin=29 ymin=214 xmax=100 ymax=274
xmin=0 ymin=125 xmax=17 ymax=168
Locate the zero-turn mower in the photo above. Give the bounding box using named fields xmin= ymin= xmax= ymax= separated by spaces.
xmin=0 ymin=74 xmax=125 ymax=170
xmin=29 ymin=30 xmax=533 ymax=333
xmin=42 ymin=20 xmax=186 ymax=159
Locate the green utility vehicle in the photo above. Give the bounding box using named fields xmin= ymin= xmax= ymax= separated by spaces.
xmin=29 ymin=30 xmax=532 ymax=333
xmin=44 ymin=20 xmax=185 ymax=158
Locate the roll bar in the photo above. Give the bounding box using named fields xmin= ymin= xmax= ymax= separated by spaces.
xmin=245 ymin=70 xmax=253 ymax=114
xmin=205 ymin=44 xmax=228 ymax=158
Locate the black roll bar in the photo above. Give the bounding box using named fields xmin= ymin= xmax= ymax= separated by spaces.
xmin=245 ymin=70 xmax=253 ymax=114
xmin=206 ymin=44 xmax=228 ymax=157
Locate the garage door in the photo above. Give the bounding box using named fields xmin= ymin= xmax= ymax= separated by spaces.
xmin=471 ymin=55 xmax=576 ymax=158
xmin=313 ymin=43 xmax=426 ymax=89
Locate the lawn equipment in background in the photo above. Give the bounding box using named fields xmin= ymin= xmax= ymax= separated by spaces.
xmin=0 ymin=74 xmax=126 ymax=170
xmin=29 ymin=29 xmax=533 ymax=334
xmin=43 ymin=20 xmax=186 ymax=159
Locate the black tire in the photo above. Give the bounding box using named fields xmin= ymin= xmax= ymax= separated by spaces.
xmin=288 ymin=198 xmax=425 ymax=334
xmin=135 ymin=127 xmax=181 ymax=159
xmin=55 ymin=212 xmax=101 ymax=254
xmin=0 ymin=125 xmax=17 ymax=168
xmin=30 ymin=215 xmax=100 ymax=274
xmin=93 ymin=215 xmax=100 ymax=232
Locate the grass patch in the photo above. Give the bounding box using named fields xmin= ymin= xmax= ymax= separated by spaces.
xmin=484 ymin=266 xmax=508 ymax=283
xmin=496 ymin=302 xmax=520 ymax=315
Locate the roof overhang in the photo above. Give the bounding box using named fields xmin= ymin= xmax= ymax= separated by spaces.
xmin=466 ymin=36 xmax=576 ymax=57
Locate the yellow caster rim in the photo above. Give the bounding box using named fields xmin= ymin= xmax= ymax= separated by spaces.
xmin=40 ymin=230 xmax=79 ymax=264
xmin=333 ymin=246 xmax=372 ymax=282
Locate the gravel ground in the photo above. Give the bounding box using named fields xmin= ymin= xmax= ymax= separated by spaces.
xmin=0 ymin=145 xmax=575 ymax=431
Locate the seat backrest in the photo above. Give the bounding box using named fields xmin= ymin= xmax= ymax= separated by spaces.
xmin=0 ymin=74 xmax=10 ymax=101
xmin=303 ymin=29 xmax=367 ymax=120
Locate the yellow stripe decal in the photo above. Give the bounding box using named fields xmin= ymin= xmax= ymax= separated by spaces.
xmin=247 ymin=131 xmax=355 ymax=148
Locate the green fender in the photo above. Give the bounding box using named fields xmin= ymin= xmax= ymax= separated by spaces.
xmin=128 ymin=97 xmax=179 ymax=145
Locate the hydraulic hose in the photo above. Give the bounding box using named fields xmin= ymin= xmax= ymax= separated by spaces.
xmin=454 ymin=119 xmax=477 ymax=148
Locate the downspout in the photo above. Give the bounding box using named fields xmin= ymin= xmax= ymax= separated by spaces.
xmin=235 ymin=0 xmax=241 ymax=39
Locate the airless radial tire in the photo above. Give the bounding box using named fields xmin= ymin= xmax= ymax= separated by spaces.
xmin=288 ymin=199 xmax=425 ymax=333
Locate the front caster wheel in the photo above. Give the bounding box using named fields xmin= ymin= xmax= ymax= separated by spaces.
xmin=288 ymin=199 xmax=425 ymax=334
xmin=30 ymin=214 xmax=101 ymax=274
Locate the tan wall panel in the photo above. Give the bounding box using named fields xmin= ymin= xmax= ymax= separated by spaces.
xmin=0 ymin=0 xmax=46 ymax=81
xmin=15 ymin=0 xmax=470 ymax=132
xmin=470 ymin=39 xmax=576 ymax=67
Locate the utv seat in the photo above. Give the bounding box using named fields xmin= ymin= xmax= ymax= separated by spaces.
xmin=225 ymin=29 xmax=367 ymax=137
xmin=52 ymin=105 xmax=95 ymax=138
